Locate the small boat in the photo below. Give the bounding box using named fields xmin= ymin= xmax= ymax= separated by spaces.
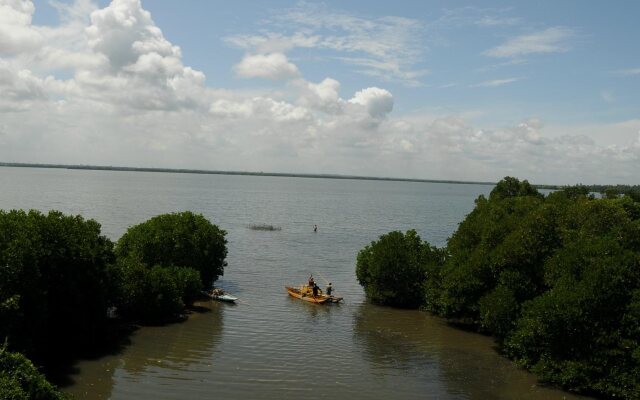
xmin=204 ymin=290 xmax=238 ymax=303
xmin=285 ymin=285 xmax=343 ymax=304
xmin=211 ymin=293 xmax=238 ymax=303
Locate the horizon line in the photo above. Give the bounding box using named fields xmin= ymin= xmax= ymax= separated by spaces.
xmin=0 ymin=161 xmax=565 ymax=188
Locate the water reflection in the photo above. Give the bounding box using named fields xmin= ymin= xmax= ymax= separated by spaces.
xmin=353 ymin=303 xmax=590 ymax=400
xmin=285 ymin=296 xmax=333 ymax=322
xmin=64 ymin=301 xmax=224 ymax=399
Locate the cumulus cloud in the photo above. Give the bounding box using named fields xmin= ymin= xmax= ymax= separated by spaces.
xmin=296 ymin=78 xmax=342 ymax=113
xmin=0 ymin=0 xmax=42 ymax=54
xmin=210 ymin=97 xmax=311 ymax=122
xmin=484 ymin=27 xmax=574 ymax=58
xmin=234 ymin=52 xmax=300 ymax=80
xmin=348 ymin=87 xmax=394 ymax=118
xmin=75 ymin=0 xmax=209 ymax=111
xmin=0 ymin=60 xmax=49 ymax=110
xmin=86 ymin=0 xmax=180 ymax=70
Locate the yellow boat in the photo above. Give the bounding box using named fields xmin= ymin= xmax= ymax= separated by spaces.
xmin=285 ymin=285 xmax=343 ymax=304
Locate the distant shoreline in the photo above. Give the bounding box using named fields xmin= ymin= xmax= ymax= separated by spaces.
xmin=0 ymin=161 xmax=561 ymax=189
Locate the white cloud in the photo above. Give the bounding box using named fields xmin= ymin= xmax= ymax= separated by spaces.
xmin=484 ymin=27 xmax=574 ymax=58
xmin=224 ymin=32 xmax=320 ymax=54
xmin=475 ymin=15 xmax=522 ymax=27
xmin=78 ymin=0 xmax=209 ymax=111
xmin=296 ymin=77 xmax=343 ymax=113
xmin=86 ymin=0 xmax=180 ymax=70
xmin=234 ymin=52 xmax=300 ymax=80
xmin=0 ymin=0 xmax=42 ymax=54
xmin=471 ymin=77 xmax=521 ymax=87
xmin=210 ymin=97 xmax=311 ymax=122
xmin=226 ymin=3 xmax=427 ymax=86
xmin=0 ymin=60 xmax=49 ymax=111
xmin=348 ymin=87 xmax=394 ymax=118
xmin=612 ymin=68 xmax=640 ymax=76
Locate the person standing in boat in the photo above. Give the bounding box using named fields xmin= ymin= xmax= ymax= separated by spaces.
xmin=326 ymin=283 xmax=333 ymax=296
xmin=312 ymin=283 xmax=319 ymax=297
xmin=308 ymin=274 xmax=315 ymax=287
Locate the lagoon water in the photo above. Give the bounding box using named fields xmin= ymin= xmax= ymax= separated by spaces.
xmin=0 ymin=167 xmax=586 ymax=399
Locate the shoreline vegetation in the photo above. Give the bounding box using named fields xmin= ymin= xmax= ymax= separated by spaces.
xmin=357 ymin=177 xmax=640 ymax=399
xmin=0 ymin=211 xmax=227 ymax=399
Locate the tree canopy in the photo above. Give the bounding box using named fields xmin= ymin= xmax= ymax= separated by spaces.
xmin=116 ymin=211 xmax=227 ymax=289
xmin=357 ymin=177 xmax=640 ymax=399
xmin=0 ymin=210 xmax=115 ymax=359
xmin=356 ymin=229 xmax=444 ymax=308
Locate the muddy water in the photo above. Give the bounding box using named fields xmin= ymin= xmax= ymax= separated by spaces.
xmin=0 ymin=167 xmax=586 ymax=399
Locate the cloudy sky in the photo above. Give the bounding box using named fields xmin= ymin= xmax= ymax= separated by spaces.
xmin=1 ymin=0 xmax=639 ymax=184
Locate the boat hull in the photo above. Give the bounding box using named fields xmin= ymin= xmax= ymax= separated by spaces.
xmin=213 ymin=294 xmax=238 ymax=302
xmin=203 ymin=291 xmax=238 ymax=303
xmin=285 ymin=286 xmax=334 ymax=304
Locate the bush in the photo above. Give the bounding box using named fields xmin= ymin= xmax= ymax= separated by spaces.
xmin=356 ymin=230 xmax=443 ymax=308
xmin=114 ymin=259 xmax=185 ymax=323
xmin=116 ymin=212 xmax=227 ymax=289
xmin=0 ymin=210 xmax=115 ymax=358
xmin=504 ymin=198 xmax=640 ymax=398
xmin=0 ymin=347 xmax=67 ymax=400
xmin=168 ymin=266 xmax=202 ymax=306
xmin=430 ymin=180 xmax=547 ymax=322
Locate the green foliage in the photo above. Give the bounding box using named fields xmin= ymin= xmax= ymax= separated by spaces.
xmin=430 ymin=180 xmax=547 ymax=322
xmin=503 ymin=197 xmax=640 ymax=398
xmin=116 ymin=211 xmax=227 ymax=289
xmin=0 ymin=210 xmax=115 ymax=358
xmin=360 ymin=176 xmax=640 ymax=398
xmin=168 ymin=266 xmax=202 ymax=306
xmin=114 ymin=259 xmax=185 ymax=323
xmin=0 ymin=347 xmax=67 ymax=400
xmin=559 ymin=184 xmax=593 ymax=199
xmin=356 ymin=230 xmax=443 ymax=308
xmin=489 ymin=176 xmax=542 ymax=201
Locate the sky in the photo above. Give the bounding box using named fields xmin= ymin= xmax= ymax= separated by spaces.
xmin=1 ymin=0 xmax=639 ymax=184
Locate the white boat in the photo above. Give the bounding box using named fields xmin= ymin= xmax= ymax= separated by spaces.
xmin=211 ymin=293 xmax=238 ymax=303
xmin=204 ymin=289 xmax=238 ymax=303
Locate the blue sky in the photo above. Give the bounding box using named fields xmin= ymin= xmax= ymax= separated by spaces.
xmin=1 ymin=0 xmax=639 ymax=183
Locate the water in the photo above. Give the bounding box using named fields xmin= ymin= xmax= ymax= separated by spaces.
xmin=0 ymin=167 xmax=586 ymax=399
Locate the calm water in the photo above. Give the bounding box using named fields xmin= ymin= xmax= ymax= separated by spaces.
xmin=0 ymin=167 xmax=585 ymax=400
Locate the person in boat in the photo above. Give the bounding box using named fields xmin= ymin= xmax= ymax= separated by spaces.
xmin=313 ymin=224 xmax=318 ymax=232
xmin=326 ymin=283 xmax=333 ymax=296
xmin=312 ymin=283 xmax=319 ymax=297
xmin=308 ymin=274 xmax=315 ymax=287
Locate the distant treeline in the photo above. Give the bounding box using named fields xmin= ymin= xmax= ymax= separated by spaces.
xmin=357 ymin=177 xmax=640 ymax=399
xmin=0 ymin=211 xmax=227 ymax=399
xmin=2 ymin=162 xmax=638 ymax=195
xmin=0 ymin=162 xmax=495 ymax=185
